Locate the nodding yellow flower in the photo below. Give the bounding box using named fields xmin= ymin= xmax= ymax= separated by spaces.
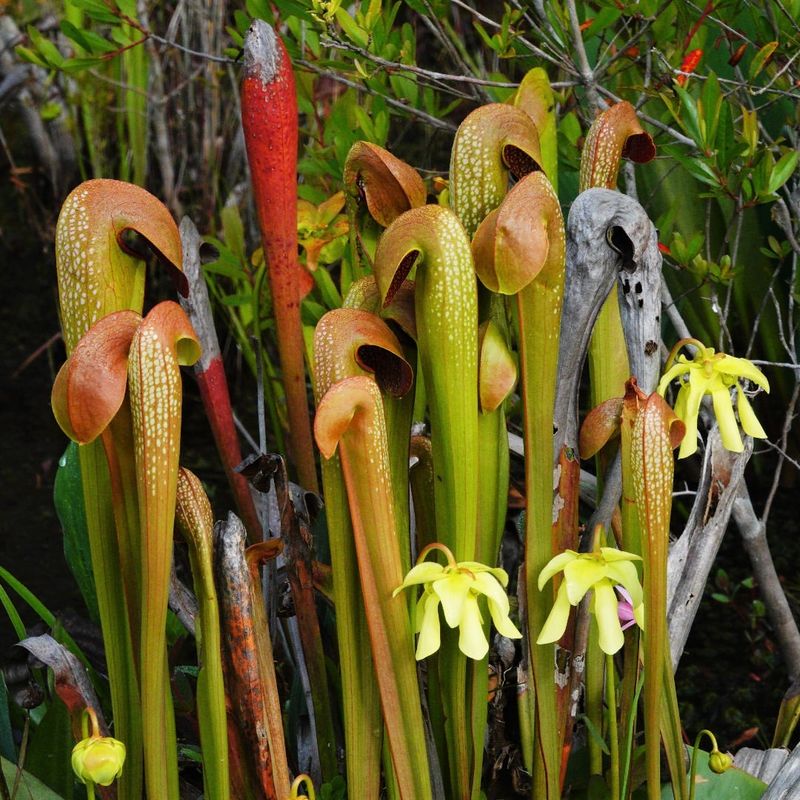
xmin=71 ymin=706 xmax=126 ymax=787
xmin=537 ymin=546 xmax=644 ymax=655
xmin=288 ymin=774 xmax=316 ymax=800
xmin=71 ymin=736 xmax=126 ymax=787
xmin=657 ymin=338 xmax=769 ymax=459
xmin=394 ymin=543 xmax=522 ymax=661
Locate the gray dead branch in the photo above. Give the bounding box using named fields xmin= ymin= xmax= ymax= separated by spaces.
xmin=666 ymin=428 xmax=752 ymax=668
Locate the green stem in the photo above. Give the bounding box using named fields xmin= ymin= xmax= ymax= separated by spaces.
xmin=688 ymin=730 xmax=719 ymax=800
xmin=619 ymin=670 xmax=644 ymax=800
xmin=586 ymin=621 xmax=604 ymax=776
xmin=78 ymin=443 xmax=142 ymax=800
xmin=605 ymin=653 xmax=620 ymax=800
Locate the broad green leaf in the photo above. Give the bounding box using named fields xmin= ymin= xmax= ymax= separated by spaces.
xmin=660 ymin=750 xmax=766 ymax=799
xmin=583 ymin=8 xmax=622 ymax=38
xmin=54 ymin=444 xmax=98 ymax=622
xmin=748 ymin=41 xmax=778 ymax=79
xmin=1 ymin=757 xmax=65 ymax=799
xmin=767 ymin=150 xmax=799 ymax=195
xmin=335 ymin=8 xmax=369 ymax=47
xmin=24 ymin=699 xmax=74 ymax=799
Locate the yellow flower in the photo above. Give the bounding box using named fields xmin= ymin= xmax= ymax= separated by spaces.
xmin=657 ymin=339 xmax=769 ymax=459
xmin=394 ymin=544 xmax=522 ymax=660
xmin=71 ymin=735 xmax=126 ymax=786
xmin=537 ymin=547 xmax=644 ymax=655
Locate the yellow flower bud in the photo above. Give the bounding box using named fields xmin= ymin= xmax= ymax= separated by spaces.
xmin=708 ymin=750 xmax=733 ymax=774
xmin=71 ymin=736 xmax=126 ymax=786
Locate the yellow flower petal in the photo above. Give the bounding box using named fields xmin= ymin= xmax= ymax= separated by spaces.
xmin=716 ymin=355 xmax=769 ymax=391
xmin=433 ymin=572 xmax=473 ymax=629
xmin=473 ymin=572 xmax=522 ymax=640
xmin=458 ymin=561 xmax=511 ymax=587
xmin=537 ymin=581 xmax=571 ymax=645
xmin=657 ymin=359 xmax=692 ymax=395
xmin=598 ymin=547 xmax=641 ymax=563
xmin=393 ymin=561 xmax=445 ymax=597
xmin=593 ymin=580 xmax=625 ymax=654
xmin=415 ymin=591 xmax=442 ymax=660
xmin=537 ymin=550 xmax=578 ymax=590
xmin=563 ymin=558 xmax=606 ymax=606
xmin=604 ymin=560 xmax=643 ymax=609
xmin=711 ymin=387 xmax=743 ymax=452
xmin=633 ymin=601 xmax=645 ymax=630
xmin=458 ymin=595 xmax=488 ymax=660
xmin=677 ymin=379 xmax=705 ymax=458
xmin=736 ymin=386 xmax=767 ymax=439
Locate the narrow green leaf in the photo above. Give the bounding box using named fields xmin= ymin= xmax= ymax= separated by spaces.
xmin=26 ymin=26 xmax=65 ymax=68
xmin=748 ymin=41 xmax=778 ymax=79
xmin=701 ymin=71 xmax=722 ymax=149
xmin=1 ymin=758 xmax=65 ymax=800
xmin=673 ymin=85 xmax=703 ymax=144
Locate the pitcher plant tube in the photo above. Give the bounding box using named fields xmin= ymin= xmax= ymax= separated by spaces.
xmin=53 ymin=301 xmax=201 ymax=798
xmin=472 ymin=169 xmax=566 ymax=799
xmin=241 ymin=19 xmax=317 ymax=492
xmin=314 ymin=374 xmax=433 ymax=800
xmin=54 ymin=178 xmax=187 ymax=800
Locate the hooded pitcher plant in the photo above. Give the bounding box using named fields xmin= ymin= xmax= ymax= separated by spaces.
xmin=343 ymin=141 xmax=426 ymax=283
xmin=373 ymin=204 xmax=479 ymax=798
xmin=617 ymin=381 xmax=687 ymax=800
xmin=343 ymin=278 xmax=418 ymax=575
xmin=448 ymin=106 xmax=540 ymax=797
xmin=241 ymin=20 xmax=317 ymax=492
xmin=472 ymin=170 xmax=565 ymax=799
xmin=54 ymin=178 xmax=186 ymax=800
xmin=175 ymin=468 xmax=230 ymax=800
xmin=52 ymin=301 xmax=201 ymax=799
xmin=314 ymin=373 xmax=433 ymax=800
xmin=449 ymin=101 xmax=540 ymax=566
xmin=313 ymin=308 xmax=424 ymax=797
xmin=580 ymin=102 xmax=656 ymax=415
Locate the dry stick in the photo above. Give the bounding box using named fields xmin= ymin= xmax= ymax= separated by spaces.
xmin=178 ymin=217 xmax=263 ymax=543
xmin=661 ymin=274 xmax=800 ymax=681
xmin=666 ymin=431 xmax=753 ymax=668
xmin=137 ymin=0 xmax=181 ymax=218
xmin=565 ymin=0 xmax=602 ymax=113
xmin=733 ymin=488 xmax=800 ymax=682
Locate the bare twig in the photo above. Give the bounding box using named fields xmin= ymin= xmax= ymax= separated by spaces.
xmin=296 ymin=59 xmax=457 ymax=132
xmin=565 ymin=0 xmax=602 ymax=112
xmin=732 ymin=486 xmax=800 ymax=681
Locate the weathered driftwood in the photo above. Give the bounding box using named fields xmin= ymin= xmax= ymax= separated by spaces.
xmin=666 ymin=427 xmax=752 ymax=668
xmin=735 ymin=743 xmax=800 ymax=799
